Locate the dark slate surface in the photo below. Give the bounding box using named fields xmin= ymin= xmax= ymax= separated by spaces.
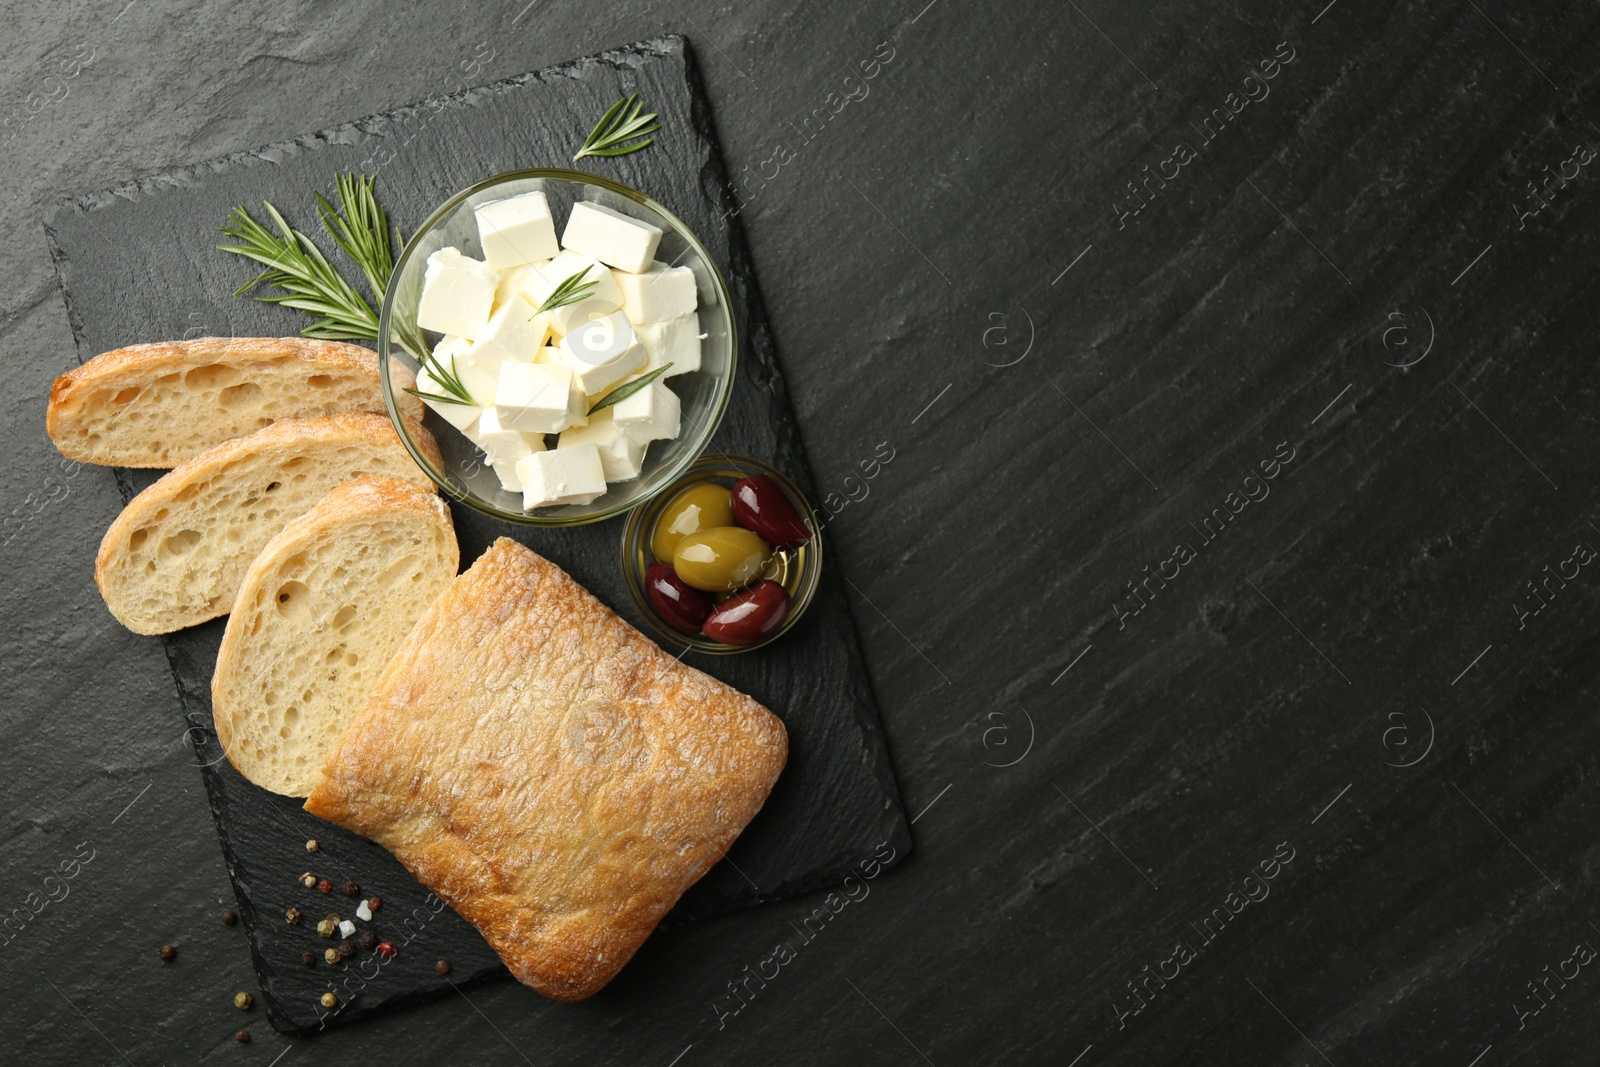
xmin=37 ymin=36 xmax=908 ymax=1036
xmin=11 ymin=0 xmax=1600 ymax=1063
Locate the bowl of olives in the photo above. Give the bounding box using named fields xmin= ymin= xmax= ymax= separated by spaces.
xmin=620 ymin=453 xmax=822 ymax=653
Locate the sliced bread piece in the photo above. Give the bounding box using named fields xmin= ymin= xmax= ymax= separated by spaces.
xmin=95 ymin=413 xmax=443 ymax=635
xmin=212 ymin=477 xmax=459 ymax=796
xmin=48 ymin=336 xmax=423 ymax=467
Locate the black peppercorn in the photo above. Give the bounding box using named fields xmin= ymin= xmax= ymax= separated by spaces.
xmin=435 ymin=959 xmax=451 ymax=976
xmin=234 ymin=1028 xmax=250 ymax=1043
xmin=343 ymin=879 xmax=360 ymax=897
xmin=358 ymin=930 xmax=377 ymax=950
xmin=301 ymin=950 xmax=317 ymax=967
xmin=158 ymin=944 xmax=176 ymax=962
xmin=221 ymin=909 xmax=237 ymax=926
xmin=336 ymin=939 xmax=356 ymax=960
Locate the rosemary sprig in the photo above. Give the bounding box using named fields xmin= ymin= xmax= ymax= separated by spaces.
xmin=314 ymin=173 xmax=397 ymax=307
xmin=572 ymin=94 xmax=660 ymax=161
xmin=588 ymin=363 xmax=673 ymax=414
xmin=218 ymin=201 xmax=380 ymax=340
xmin=536 ymin=270 xmax=600 ymax=313
xmin=404 ymin=343 xmax=478 ymax=406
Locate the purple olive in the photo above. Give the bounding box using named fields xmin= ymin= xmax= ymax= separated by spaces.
xmin=730 ymin=475 xmax=812 ymax=550
xmin=645 ymin=563 xmax=714 ymax=635
xmin=702 ymin=581 xmax=791 ymax=646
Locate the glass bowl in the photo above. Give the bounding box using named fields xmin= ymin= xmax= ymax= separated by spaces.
xmin=621 ymin=454 xmax=823 ymax=654
xmin=377 ymin=169 xmax=736 ymax=525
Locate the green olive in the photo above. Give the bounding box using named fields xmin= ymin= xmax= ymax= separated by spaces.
xmin=651 ymin=482 xmax=735 ymax=562
xmin=672 ymin=526 xmax=772 ymax=593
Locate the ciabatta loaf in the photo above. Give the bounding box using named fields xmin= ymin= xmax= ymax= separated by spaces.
xmin=304 ymin=539 xmax=788 ymax=1001
xmin=95 ymin=413 xmax=442 ymax=635
xmin=48 ymin=337 xmax=422 ymax=467
xmin=212 ymin=477 xmax=458 ymax=797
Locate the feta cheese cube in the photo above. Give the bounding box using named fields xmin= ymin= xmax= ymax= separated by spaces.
xmin=489 ymin=430 xmax=546 ymax=493
xmin=453 ymin=346 xmax=503 ymax=406
xmin=520 ymin=250 xmax=624 ymax=311
xmin=468 ymin=408 xmax=536 ymax=463
xmin=557 ymin=408 xmax=645 ymax=482
xmin=634 ymin=313 xmax=702 ymax=377
xmin=416 ymin=247 xmax=497 ymax=338
xmin=557 ymin=311 xmax=646 ymax=395
xmin=546 ymin=297 xmax=618 ymax=337
xmin=494 ymin=361 xmax=578 ymax=434
xmin=612 ymin=381 xmax=681 ymax=445
xmin=494 ymin=260 xmax=549 ymax=310
xmin=413 ymin=364 xmax=482 ymax=433
xmin=561 ymin=201 xmax=663 ymax=273
xmin=615 ymin=261 xmax=698 ymax=322
xmin=533 ymin=344 xmax=563 ymax=366
xmin=474 ymin=191 xmax=559 ymax=270
xmin=517 ymin=444 xmax=607 ymax=508
xmin=470 ymin=296 xmax=551 ymax=364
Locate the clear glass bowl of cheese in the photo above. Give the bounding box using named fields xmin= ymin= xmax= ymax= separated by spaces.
xmin=377 ymin=169 xmax=736 ymax=526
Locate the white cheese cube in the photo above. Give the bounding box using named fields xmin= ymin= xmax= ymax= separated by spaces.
xmin=468 ymin=408 xmax=534 ymax=463
xmin=416 ymin=248 xmax=497 ymax=338
xmin=489 ymin=431 xmax=546 ymax=493
xmin=413 ymin=364 xmax=482 ymax=433
xmin=494 ymin=361 xmax=577 ymax=434
xmin=453 ymin=346 xmax=503 ymax=406
xmin=470 ymin=296 xmax=551 ymax=364
xmin=615 ymin=261 xmax=698 ymax=322
xmin=533 ymin=344 xmax=563 ymax=366
xmin=557 ymin=311 xmax=646 ymax=395
xmin=520 ymin=251 xmax=624 ymax=311
xmin=546 ymin=297 xmax=619 ymax=337
xmin=474 ymin=191 xmax=559 ymax=270
xmin=557 ymin=408 xmax=644 ymax=482
xmin=494 ymin=260 xmax=549 ymax=310
xmin=612 ymin=381 xmax=681 ymax=445
xmin=517 ymin=445 xmax=607 ymax=508
xmin=635 ymin=313 xmax=702 ymax=377
xmin=561 ymin=201 xmax=663 ymax=273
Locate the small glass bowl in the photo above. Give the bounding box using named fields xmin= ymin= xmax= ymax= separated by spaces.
xmin=377 ymin=169 xmax=737 ymax=526
xmin=621 ymin=454 xmax=823 ymax=654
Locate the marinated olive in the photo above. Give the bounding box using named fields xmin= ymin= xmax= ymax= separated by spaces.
xmin=730 ymin=475 xmax=812 ymax=550
xmin=645 ymin=563 xmax=715 ymax=634
xmin=651 ymin=483 xmax=735 ymax=562
xmin=673 ymin=526 xmax=772 ymax=592
xmin=703 ymin=581 xmax=791 ymax=645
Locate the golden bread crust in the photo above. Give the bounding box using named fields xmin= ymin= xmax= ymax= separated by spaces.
xmin=303 ymin=538 xmax=788 ymax=1001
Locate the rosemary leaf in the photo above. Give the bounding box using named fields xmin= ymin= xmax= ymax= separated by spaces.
xmin=588 ymin=363 xmax=673 ymax=414
xmin=573 ymin=93 xmax=661 ymax=162
xmin=535 ymin=270 xmax=601 ymax=313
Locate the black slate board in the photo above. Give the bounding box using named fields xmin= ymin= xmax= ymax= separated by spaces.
xmin=41 ymin=36 xmax=907 ymax=1035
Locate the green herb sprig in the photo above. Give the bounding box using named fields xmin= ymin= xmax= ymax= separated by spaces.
xmin=535 ymin=270 xmax=600 ymax=313
xmin=588 ymin=363 xmax=672 ymax=414
xmin=573 ymin=94 xmax=660 ymax=161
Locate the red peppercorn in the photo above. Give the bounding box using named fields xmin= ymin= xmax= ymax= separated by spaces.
xmin=377 ymin=941 xmax=397 ymax=959
xmin=234 ymin=1029 xmax=250 ymax=1044
xmin=317 ymin=879 xmax=332 ymax=894
xmin=367 ymin=896 xmax=381 ymax=911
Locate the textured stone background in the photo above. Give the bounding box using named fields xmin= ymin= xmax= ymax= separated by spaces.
xmin=6 ymin=0 xmax=1600 ymax=1064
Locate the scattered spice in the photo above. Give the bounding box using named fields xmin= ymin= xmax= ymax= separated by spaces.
xmin=316 ymin=919 xmax=336 ymax=939
xmin=342 ymin=879 xmax=360 ymax=897
xmin=220 ymin=909 xmax=237 ymax=927
xmin=234 ymin=1029 xmax=250 ymax=1044
xmin=158 ymin=944 xmax=176 ymax=962
xmin=377 ymin=941 xmax=397 ymax=959
xmin=285 ymin=907 xmax=303 ymax=925
xmin=367 ymin=896 xmax=382 ymax=911
xmin=435 ymin=959 xmax=451 ymax=976
xmin=338 ymin=920 xmax=356 ymax=939
xmin=317 ymin=878 xmax=333 ymax=894
xmin=233 ymin=992 xmax=253 ymax=1011
xmin=320 ymin=992 xmax=339 ymax=1009
xmin=299 ymin=872 xmax=317 ymax=889
xmin=324 ymin=947 xmax=341 ymax=965
xmin=305 ymin=839 xmax=319 ymax=852
xmin=301 ymin=950 xmax=317 ymax=967
xmin=359 ymin=930 xmax=377 ymax=950
xmin=336 ymin=939 xmax=356 ymax=960
xmin=355 ymin=900 xmax=373 ymax=922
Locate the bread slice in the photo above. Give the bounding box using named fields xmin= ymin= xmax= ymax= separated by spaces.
xmin=304 ymin=539 xmax=788 ymax=1000
xmin=95 ymin=413 xmax=443 ymax=635
xmin=48 ymin=336 xmax=423 ymax=467
xmin=212 ymin=477 xmax=458 ymax=796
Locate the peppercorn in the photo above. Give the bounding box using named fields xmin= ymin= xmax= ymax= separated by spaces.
xmin=234 ymin=1029 xmax=250 ymax=1043
xmin=324 ymin=947 xmax=341 ymax=965
xmin=301 ymin=950 xmax=317 ymax=967
xmin=325 ymin=912 xmax=342 ymax=924
xmin=367 ymin=896 xmax=381 ymax=911
xmin=336 ymin=939 xmax=356 ymax=960
xmin=158 ymin=944 xmax=176 ymax=962
xmin=305 ymin=839 xmax=319 ymax=852
xmin=342 ymin=879 xmax=360 ymax=897
xmin=233 ymin=992 xmax=253 ymax=1011
xmin=435 ymin=959 xmax=451 ymax=976
xmin=285 ymin=906 xmax=303 ymax=925
xmin=299 ymin=872 xmax=317 ymax=889
xmin=317 ymin=878 xmax=332 ymax=894
xmin=376 ymin=941 xmax=397 ymax=959
xmin=320 ymin=992 xmax=338 ymax=1008
xmin=220 ymin=909 xmax=237 ymax=927
xmin=359 ymin=930 xmax=377 ymax=950
xmin=316 ymin=919 xmax=336 ymax=939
